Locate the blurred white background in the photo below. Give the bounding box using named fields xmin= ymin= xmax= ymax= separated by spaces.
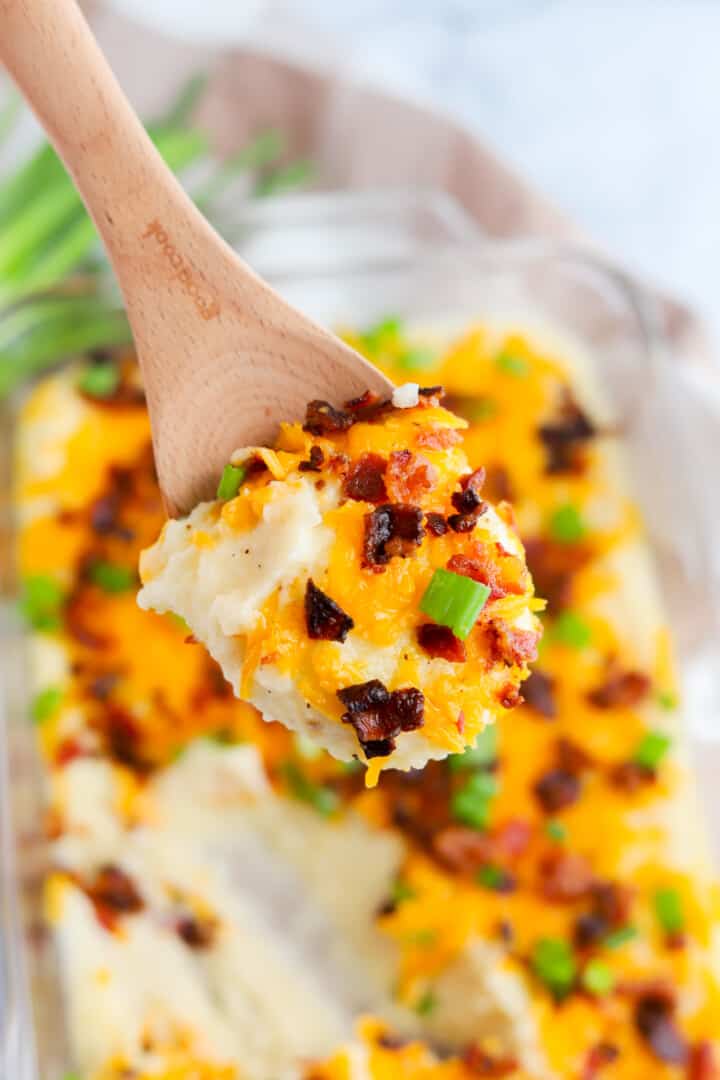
xmin=107 ymin=0 xmax=720 ymax=344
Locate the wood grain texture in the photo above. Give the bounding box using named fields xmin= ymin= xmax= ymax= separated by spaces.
xmin=0 ymin=0 xmax=391 ymax=514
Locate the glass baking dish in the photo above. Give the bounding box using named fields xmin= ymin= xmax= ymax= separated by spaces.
xmin=2 ymin=189 xmax=719 ymax=1079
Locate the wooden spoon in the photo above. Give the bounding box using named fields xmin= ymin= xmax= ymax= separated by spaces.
xmin=1 ymin=0 xmax=392 ymax=515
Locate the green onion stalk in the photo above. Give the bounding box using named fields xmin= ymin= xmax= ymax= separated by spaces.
xmin=0 ymin=77 xmax=313 ymax=398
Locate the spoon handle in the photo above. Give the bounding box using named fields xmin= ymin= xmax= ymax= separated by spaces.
xmin=0 ymin=0 xmax=211 ymax=299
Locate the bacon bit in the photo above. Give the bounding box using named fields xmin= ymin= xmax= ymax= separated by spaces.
xmin=487 ymin=621 xmax=539 ymax=667
xmin=88 ymin=672 xmax=120 ymax=701
xmin=184 ymin=634 xmax=199 ymax=645
xmin=344 ymin=389 xmax=376 ymax=412
xmin=522 ymin=671 xmax=556 ymax=719
xmin=456 ymin=710 xmax=466 ymax=734
xmin=104 ymin=706 xmax=151 ymax=772
xmin=338 ymin=680 xmax=424 ymax=758
xmin=418 ymin=385 xmax=445 ymax=404
xmin=575 ymin=882 xmax=634 ymax=947
xmin=447 ymin=511 xmax=483 ymax=533
xmin=499 ymin=683 xmax=523 ymax=709
xmin=610 ymin=761 xmax=655 ymax=792
xmin=417 ymin=623 xmax=467 ymax=662
xmin=447 ymin=545 xmax=526 ymax=601
xmin=416 ymin=426 xmax=463 ymax=450
xmin=376 ymin=1032 xmax=411 ymax=1051
xmin=582 ymin=1043 xmax=620 ymax=1080
xmin=87 ymin=864 xmax=144 ymax=928
xmin=343 ymin=389 xmax=394 ymax=422
xmin=538 ymin=389 xmax=596 ymax=474
xmin=635 ymin=993 xmax=688 ymax=1065
xmin=55 ymin=737 xmax=85 ymax=767
xmin=667 ymin=930 xmax=688 ymax=951
xmin=587 ymin=667 xmax=651 ymax=709
xmin=383 ymin=760 xmax=453 ymax=843
xmin=534 ymin=768 xmax=581 ymax=812
xmin=65 ymin=591 xmax=110 ymax=650
xmin=425 ymin=512 xmax=448 ymax=536
xmin=298 ymin=446 xmax=325 ymax=472
xmin=177 ymin=915 xmax=217 ymax=949
xmin=343 ymin=452 xmax=388 ymax=503
xmin=688 ymin=1042 xmax=718 ymax=1080
xmin=556 ymin=736 xmax=594 ymax=774
xmin=483 ymin=465 xmax=514 ymax=503
xmin=523 ymin=536 xmax=591 ymax=614
xmin=463 ymin=1044 xmax=519 ymax=1076
xmin=89 ymin=491 xmax=132 ymax=539
xmin=327 ymin=452 xmax=351 ymax=475
xmin=451 ymin=467 xmax=486 ymax=515
xmin=497 ymin=919 xmax=515 ymax=945
xmin=304 ymin=579 xmax=354 ymax=642
xmin=621 ymin=978 xmax=676 ymax=1006
xmin=386 ymin=450 xmax=438 ymax=503
xmin=303 ymin=399 xmax=353 ymax=435
xmin=593 ymin=881 xmax=634 ymax=928
xmin=495 ymin=819 xmax=533 ymax=859
xmin=447 ymin=467 xmax=488 ymax=532
xmin=541 ymin=850 xmax=595 ymax=902
xmin=363 ymin=503 xmax=425 ymax=569
xmin=432 ymin=825 xmax=495 ymax=872
xmin=574 ymin=912 xmax=609 ymax=949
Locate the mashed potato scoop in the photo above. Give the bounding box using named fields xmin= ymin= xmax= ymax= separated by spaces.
xmin=139 ymin=386 xmax=541 ymax=776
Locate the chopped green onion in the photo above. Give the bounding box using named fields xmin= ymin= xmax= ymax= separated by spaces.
xmin=88 ymin=561 xmax=136 ymax=594
xmin=340 ymin=758 xmax=362 ymax=774
xmin=361 ymin=315 xmax=403 ymax=352
xmin=158 ymin=74 xmax=209 ymax=127
xmin=254 ymin=160 xmax=314 ymax=197
xmin=548 ymin=503 xmax=586 ymax=544
xmin=604 ymin=925 xmax=637 ymax=949
xmin=414 ymin=989 xmax=437 ymax=1016
xmin=464 ymin=396 xmax=498 ymax=423
xmin=282 ymin=762 xmax=338 ymax=817
xmin=216 ymin=463 xmax=246 ymax=500
xmin=77 ymin=360 xmax=120 ymax=399
xmin=545 ymin=820 xmax=567 ymax=843
xmin=451 ymin=770 xmax=499 ymax=831
xmin=633 ymin=730 xmax=671 ymax=772
xmin=653 ymin=887 xmax=684 ymax=935
xmin=20 ymin=574 xmax=65 ymax=631
xmin=420 ymin=568 xmax=490 ymax=641
xmin=532 ymin=938 xmax=577 ymax=999
xmin=495 ymin=351 xmax=529 ymax=378
xmin=208 ymin=728 xmax=238 ymax=746
xmin=0 ymin=299 xmax=131 ymax=399
xmin=581 ymin=960 xmax=615 ymax=996
xmin=552 ymin=611 xmax=592 ymax=650
xmin=397 ymin=346 xmax=437 ymax=372
xmin=403 ymin=929 xmax=437 ymax=947
xmin=448 ymin=726 xmax=498 ymax=771
xmin=476 ymin=865 xmax=505 ymax=890
xmin=195 ymin=131 xmax=284 ymax=207
xmin=31 ymin=686 xmax=63 ymax=725
xmin=391 ymin=879 xmax=417 ymax=905
xmin=657 ymin=690 xmax=678 ymax=711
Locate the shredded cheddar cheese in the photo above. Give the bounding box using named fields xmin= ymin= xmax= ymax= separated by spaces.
xmin=15 ymin=322 xmax=720 ymax=1080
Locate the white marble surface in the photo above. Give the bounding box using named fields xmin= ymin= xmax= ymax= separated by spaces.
xmin=107 ymin=0 xmax=720 ymax=348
